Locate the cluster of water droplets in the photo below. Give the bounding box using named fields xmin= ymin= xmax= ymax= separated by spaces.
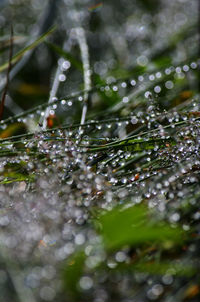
xmin=0 ymin=0 xmax=199 ymax=298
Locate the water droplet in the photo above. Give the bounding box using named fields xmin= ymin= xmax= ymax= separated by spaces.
xmin=165 ymin=80 xmax=174 ymax=89
xmin=79 ymin=276 xmax=93 ymax=290
xmin=190 ymin=62 xmax=197 ymax=69
xmin=59 ymin=74 xmax=66 ymax=82
xmin=138 ymin=75 xmax=144 ymax=82
xmin=112 ymin=85 xmax=118 ymax=91
xmin=121 ymin=82 xmax=127 ymax=88
xmin=154 ymin=86 xmax=161 ymax=93
xmin=145 ymin=91 xmax=151 ymax=98
xmin=122 ymin=96 xmax=129 ymax=103
xmin=130 ymin=79 xmax=136 ymax=86
xmin=62 ymin=60 xmax=71 ymax=71
xmin=149 ymin=74 xmax=155 ymax=81
xmin=183 ymin=64 xmax=189 ymax=72
xmin=137 ymin=55 xmax=148 ymax=66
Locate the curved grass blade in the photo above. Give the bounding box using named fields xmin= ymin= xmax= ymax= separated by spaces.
xmin=0 ymin=26 xmax=56 ymax=73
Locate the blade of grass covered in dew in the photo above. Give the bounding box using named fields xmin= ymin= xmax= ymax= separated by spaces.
xmin=89 ymin=118 xmax=192 ymax=149
xmin=0 ymin=25 xmax=13 ymax=121
xmin=95 ymin=22 xmax=197 ymax=87
xmin=0 ymin=95 xmax=198 ymax=139
xmin=0 ymin=95 xmax=196 ymax=144
xmin=87 ymin=68 xmax=196 ymax=121
xmin=125 ymin=95 xmax=198 ymax=140
xmin=75 ymin=26 xmax=91 ymax=125
xmin=100 ymin=151 xmax=147 ymax=169
xmin=0 ymin=26 xmax=56 ymax=73
xmin=111 ymin=154 xmax=159 ymax=174
xmin=82 ymin=137 xmax=176 ymax=152
xmin=116 ymin=159 xmax=200 ymax=190
xmin=89 ymin=35 xmax=197 ymax=117
xmin=41 ymin=63 xmax=62 ymax=129
xmin=0 ymin=174 xmax=35 ymax=184
xmin=39 ymin=64 xmax=61 ymax=130
xmin=0 ymin=114 xmax=200 ymax=144
xmin=0 ymin=57 xmax=196 ymax=127
xmin=105 ymin=64 xmax=190 ymax=115
xmin=41 ymin=34 xmax=74 ymax=130
xmin=70 ymin=3 xmax=91 ymax=126
xmin=0 ymin=136 xmax=112 ymax=149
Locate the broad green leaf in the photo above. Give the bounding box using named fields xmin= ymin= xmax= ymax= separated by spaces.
xmin=98 ymin=204 xmax=184 ymax=250
xmin=62 ymin=251 xmax=86 ymax=299
xmin=116 ymin=260 xmax=196 ymax=277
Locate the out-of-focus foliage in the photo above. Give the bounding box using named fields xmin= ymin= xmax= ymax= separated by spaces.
xmin=0 ymin=0 xmax=199 ymax=302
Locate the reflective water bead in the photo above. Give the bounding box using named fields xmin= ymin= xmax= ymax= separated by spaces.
xmin=137 ymin=55 xmax=148 ymax=66
xmin=175 ymin=66 xmax=182 ymax=73
xmin=149 ymin=74 xmax=155 ymax=81
xmin=121 ymin=82 xmax=127 ymax=88
xmin=62 ymin=60 xmax=71 ymax=71
xmin=131 ymin=116 xmax=138 ymax=124
xmin=165 ymin=81 xmax=174 ymax=89
xmin=79 ymin=276 xmax=93 ymax=290
xmin=170 ymin=212 xmax=180 ymax=222
xmin=190 ymin=62 xmax=197 ymax=69
xmin=112 ymin=85 xmax=118 ymax=91
xmin=138 ymin=75 xmax=144 ymax=82
xmin=154 ymin=86 xmax=161 ymax=93
xmin=144 ymin=91 xmax=151 ymax=98
xmin=155 ymin=72 xmax=162 ymax=78
xmin=130 ymin=79 xmax=136 ymax=86
xmin=59 ymin=74 xmax=66 ymax=82
xmin=122 ymin=96 xmax=129 ymax=103
xmin=183 ymin=64 xmax=189 ymax=72
xmin=52 ymin=97 xmax=58 ymax=102
xmin=49 ymin=109 xmax=55 ymax=115
xmin=165 ymin=68 xmax=170 ymax=75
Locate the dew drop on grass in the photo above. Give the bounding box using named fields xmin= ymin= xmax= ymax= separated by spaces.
xmin=79 ymin=276 xmax=93 ymax=290
xmin=130 ymin=79 xmax=136 ymax=86
xmin=59 ymin=74 xmax=66 ymax=82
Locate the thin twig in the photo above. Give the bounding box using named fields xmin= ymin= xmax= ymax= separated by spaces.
xmin=0 ymin=25 xmax=13 ymax=120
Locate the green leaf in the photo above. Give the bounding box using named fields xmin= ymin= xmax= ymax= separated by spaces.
xmin=62 ymin=250 xmax=86 ymax=299
xmin=116 ymin=260 xmax=196 ymax=277
xmin=0 ymin=26 xmax=56 ymax=73
xmin=98 ymin=204 xmax=184 ymax=250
